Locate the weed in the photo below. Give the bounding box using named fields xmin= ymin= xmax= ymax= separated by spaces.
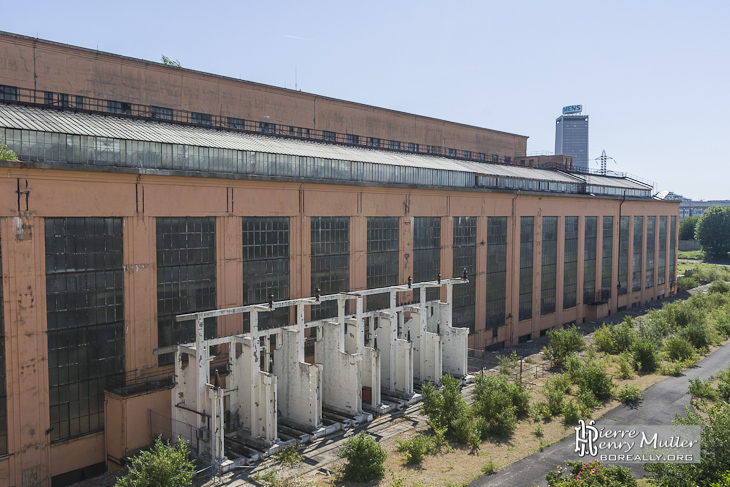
xmin=481 ymin=457 xmax=497 ymax=475
xmin=533 ymin=424 xmax=544 ymax=437
xmin=276 ymin=445 xmax=303 ymax=467
xmin=617 ymin=384 xmax=643 ymax=405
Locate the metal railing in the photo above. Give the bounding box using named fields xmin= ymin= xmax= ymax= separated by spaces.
xmin=106 ymin=369 xmax=175 ymax=397
xmin=0 ymin=84 xmax=515 ymax=164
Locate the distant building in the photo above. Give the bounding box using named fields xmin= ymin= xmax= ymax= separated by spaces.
xmin=655 ymin=191 xmax=730 ymax=220
xmin=555 ymin=106 xmax=589 ymax=171
xmin=679 ymin=199 xmax=730 ymax=219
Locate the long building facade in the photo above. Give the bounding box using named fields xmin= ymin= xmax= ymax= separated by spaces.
xmin=0 ymin=32 xmax=678 ymax=486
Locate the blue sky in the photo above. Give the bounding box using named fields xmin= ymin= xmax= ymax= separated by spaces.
xmin=2 ymin=0 xmax=728 ymax=200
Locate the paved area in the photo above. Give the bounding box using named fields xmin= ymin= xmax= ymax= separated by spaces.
xmin=469 ymin=339 xmax=730 ymax=487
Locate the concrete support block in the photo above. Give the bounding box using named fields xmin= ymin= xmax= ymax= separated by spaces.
xmin=314 ymin=322 xmax=363 ymax=416
xmin=376 ymin=313 xmax=414 ymax=395
xmin=442 ymin=326 xmax=469 ymax=377
xmin=406 ymin=309 xmax=442 ymax=385
xmin=273 ymin=327 xmax=322 ymax=430
xmin=361 ymin=347 xmax=381 ymax=407
xmin=228 ymin=337 xmax=277 ymax=442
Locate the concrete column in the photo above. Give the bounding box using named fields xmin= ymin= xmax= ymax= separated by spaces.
xmin=217 ymin=216 xmax=243 ymax=336
xmin=474 ymin=216 xmax=487 ymax=345
xmin=2 ymin=216 xmax=51 ymax=486
xmin=123 ymin=216 xmax=157 ymax=373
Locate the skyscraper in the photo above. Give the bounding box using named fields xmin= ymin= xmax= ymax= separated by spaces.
xmin=555 ymin=105 xmax=589 ymax=171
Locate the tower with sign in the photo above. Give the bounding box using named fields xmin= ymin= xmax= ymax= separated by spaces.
xmin=555 ymin=105 xmax=589 ymax=171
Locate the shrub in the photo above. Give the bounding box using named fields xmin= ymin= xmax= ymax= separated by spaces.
xmin=533 ymin=423 xmax=544 ymax=437
xmin=542 ymin=325 xmax=584 ymax=367
xmin=276 ymin=445 xmax=303 ymax=467
xmin=338 ymin=432 xmax=387 ymax=482
xmin=687 ymin=377 xmax=717 ymax=400
xmin=546 ymin=460 xmax=637 ymax=487
xmin=632 ymin=339 xmax=660 ymax=372
xmin=660 ymin=361 xmax=684 ymax=376
xmin=421 ymin=374 xmax=466 ymax=434
xmin=577 ymin=389 xmax=599 ymax=412
xmin=397 ymin=434 xmax=435 ymax=464
xmin=593 ymin=324 xmax=615 ymax=353
xmin=481 ymin=457 xmax=497 ymax=475
xmin=716 ymin=313 xmax=730 ymax=339
xmin=573 ymin=362 xmax=614 ymax=401
xmin=497 ymin=351 xmax=519 ymax=375
xmin=563 ymin=400 xmax=580 ymax=425
xmin=472 ymin=375 xmax=527 ymax=437
xmin=709 ymin=281 xmax=730 ymax=295
xmin=617 ymin=384 xmax=643 ymax=405
xmin=616 ymin=353 xmax=635 ymax=379
xmin=544 ymin=380 xmax=565 ymax=416
xmin=678 ymin=276 xmax=699 ymax=292
xmin=664 ymin=336 xmax=696 ymax=362
xmin=638 ymin=310 xmax=671 ymax=344
xmin=115 ymin=436 xmax=196 ymax=487
xmin=678 ymin=321 xmax=715 ymax=351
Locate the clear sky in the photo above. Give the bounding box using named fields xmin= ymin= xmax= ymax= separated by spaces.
xmin=2 ymin=0 xmax=728 ymax=200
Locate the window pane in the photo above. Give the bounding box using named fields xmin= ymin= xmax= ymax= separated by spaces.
xmin=633 ymin=217 xmax=643 ymax=291
xmin=563 ymin=217 xmax=578 ymax=309
xmin=412 ymin=217 xmax=440 ymax=302
xmin=156 ymin=218 xmax=217 ymax=365
xmin=486 ymin=217 xmax=507 ymax=332
xmin=311 ymin=217 xmax=349 ymax=321
xmin=584 ymin=217 xmax=597 ymax=303
xmin=541 ymin=217 xmax=557 ymax=315
xmin=453 ymin=217 xmax=477 ymax=333
xmin=367 ymin=218 xmax=399 ymax=311
xmin=45 ymin=218 xmax=125 ymax=442
xmin=519 ymin=217 xmax=533 ymax=321
xmin=242 ymin=218 xmax=290 ymax=331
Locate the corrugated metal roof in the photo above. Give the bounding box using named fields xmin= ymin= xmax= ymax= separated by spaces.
xmin=581 ymin=173 xmax=652 ymax=190
xmin=0 ymin=103 xmax=651 ymax=190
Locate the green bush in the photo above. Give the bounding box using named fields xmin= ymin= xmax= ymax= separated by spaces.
xmin=663 ymin=336 xmax=697 ymax=362
xmin=397 ymin=434 xmax=435 ymax=464
xmin=687 ymin=377 xmax=717 ymax=400
xmin=593 ymin=324 xmax=615 ymax=353
xmin=577 ymin=389 xmax=599 ymax=412
xmin=115 ymin=436 xmax=195 ymax=487
xmin=660 ymin=361 xmax=684 ymax=376
xmin=678 ymin=276 xmax=699 ymax=292
xmin=716 ymin=313 xmax=730 ymax=339
xmin=472 ymin=375 xmax=527 ymax=437
xmin=632 ymin=339 xmax=660 ymax=372
xmin=678 ymin=321 xmax=715 ymax=351
xmin=638 ymin=311 xmax=671 ymax=344
xmin=497 ymin=351 xmax=519 ymax=375
xmin=617 ymin=384 xmax=642 ymax=405
xmin=616 ymin=353 xmax=635 ymax=379
xmin=562 ymin=400 xmax=580 ymax=425
xmin=542 ymin=325 xmax=585 ymax=367
xmin=709 ymin=281 xmax=730 ymax=295
xmin=572 ymin=362 xmax=614 ymax=401
xmin=421 ymin=374 xmax=466 ymax=434
xmin=338 ymin=432 xmax=387 ymax=482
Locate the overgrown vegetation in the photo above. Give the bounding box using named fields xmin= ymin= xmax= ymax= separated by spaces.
xmin=542 ymin=325 xmax=585 ymax=367
xmin=545 ymin=460 xmax=637 ymax=486
xmin=645 ymin=401 xmax=730 ymax=486
xmin=337 ymin=432 xmax=387 ymax=482
xmin=0 ymin=137 xmax=19 ymax=162
xmin=115 ymin=436 xmax=195 ymax=487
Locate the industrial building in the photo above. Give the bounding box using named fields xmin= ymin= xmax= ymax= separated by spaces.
xmin=0 ymin=31 xmax=678 ymax=486
xmin=555 ymin=106 xmax=590 ymax=171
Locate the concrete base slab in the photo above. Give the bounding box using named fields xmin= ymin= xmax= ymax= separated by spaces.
xmin=363 ymin=401 xmax=397 ymax=415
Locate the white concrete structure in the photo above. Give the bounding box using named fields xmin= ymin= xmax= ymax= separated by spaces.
xmin=165 ymin=278 xmax=469 ymax=468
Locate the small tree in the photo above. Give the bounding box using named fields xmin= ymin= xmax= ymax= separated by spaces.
xmin=161 ymin=55 xmax=182 ymax=67
xmin=0 ymin=137 xmax=19 ymax=161
xmin=695 ymin=206 xmax=730 ymax=259
xmin=337 ymin=432 xmax=387 ymax=482
xmin=115 ymin=436 xmax=195 ymax=487
xmin=678 ymin=216 xmax=699 ymax=240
